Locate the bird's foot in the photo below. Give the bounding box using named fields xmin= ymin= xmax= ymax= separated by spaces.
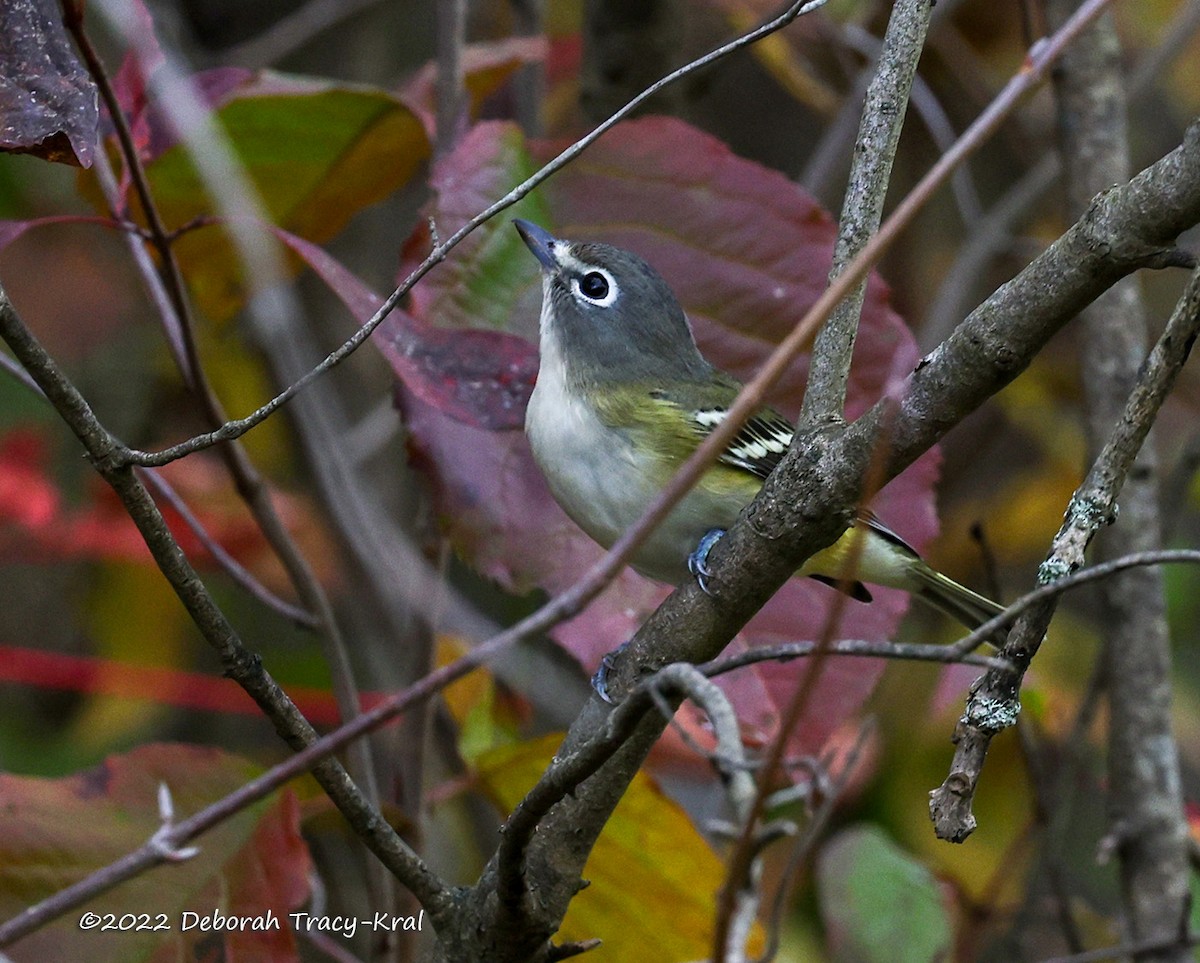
xmin=591 ymin=640 xmax=631 ymax=705
xmin=687 ymin=527 xmax=727 ymax=596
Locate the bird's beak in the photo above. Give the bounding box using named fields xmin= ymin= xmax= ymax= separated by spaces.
xmin=514 ymin=219 xmax=559 ymax=273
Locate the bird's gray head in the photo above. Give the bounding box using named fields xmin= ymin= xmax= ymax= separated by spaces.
xmin=514 ymin=220 xmax=710 ymax=388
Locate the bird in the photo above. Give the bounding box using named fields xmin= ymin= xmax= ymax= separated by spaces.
xmin=514 ymin=219 xmax=1003 ymax=635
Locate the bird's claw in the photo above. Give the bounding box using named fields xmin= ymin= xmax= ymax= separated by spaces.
xmin=688 ymin=528 xmax=726 ymax=597
xmin=591 ymin=640 xmax=631 ymax=705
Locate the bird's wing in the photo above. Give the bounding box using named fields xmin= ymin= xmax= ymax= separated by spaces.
xmin=647 ymin=374 xmax=795 ymax=480
xmin=650 ymin=380 xmax=923 ymax=555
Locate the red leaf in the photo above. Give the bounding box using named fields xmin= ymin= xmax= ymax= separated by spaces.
xmin=0 ymin=426 xmax=323 ymax=585
xmin=394 ymin=118 xmax=943 ymax=753
xmin=0 ymin=642 xmax=381 ymax=725
xmin=0 ymin=429 xmax=58 ymax=529
xmin=383 ymin=313 xmax=537 ymax=431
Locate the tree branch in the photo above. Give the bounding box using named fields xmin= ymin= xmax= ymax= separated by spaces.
xmin=929 ymin=261 xmax=1200 ymax=843
xmin=801 ymin=0 xmax=933 ymax=422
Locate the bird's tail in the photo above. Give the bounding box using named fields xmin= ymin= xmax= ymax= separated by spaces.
xmin=908 ymin=562 xmax=1007 ymax=641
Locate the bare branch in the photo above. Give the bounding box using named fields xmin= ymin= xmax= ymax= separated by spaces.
xmin=802 ymin=0 xmax=933 ymax=422
xmin=930 ymin=263 xmax=1200 ymax=843
xmin=701 ymin=638 xmax=1008 ymax=676
xmin=137 ymin=467 xmax=319 ymax=628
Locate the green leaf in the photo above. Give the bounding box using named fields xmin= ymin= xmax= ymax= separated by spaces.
xmin=818 ymin=825 xmax=953 ymax=963
xmin=133 ymin=72 xmax=429 ymax=322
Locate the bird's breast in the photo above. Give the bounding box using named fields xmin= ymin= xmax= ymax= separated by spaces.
xmin=525 ymin=375 xmax=744 ymax=584
xmin=526 ymin=377 xmax=649 ymax=548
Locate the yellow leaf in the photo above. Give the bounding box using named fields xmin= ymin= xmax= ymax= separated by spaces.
xmin=436 ymin=636 xmax=526 ymax=763
xmin=476 ymin=733 xmax=764 ymax=960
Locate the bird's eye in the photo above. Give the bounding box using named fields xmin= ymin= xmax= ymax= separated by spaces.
xmin=570 ymin=265 xmax=618 ymax=306
xmin=580 ymin=272 xmax=609 ymax=300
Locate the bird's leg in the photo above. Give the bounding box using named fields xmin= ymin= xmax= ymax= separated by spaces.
xmin=687 ymin=527 xmax=727 ymax=596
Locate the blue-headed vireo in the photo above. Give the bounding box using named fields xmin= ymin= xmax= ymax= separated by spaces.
xmin=514 ymin=219 xmax=1002 ymax=633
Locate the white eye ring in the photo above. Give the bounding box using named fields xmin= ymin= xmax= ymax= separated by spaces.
xmin=571 ymin=266 xmax=619 ymax=307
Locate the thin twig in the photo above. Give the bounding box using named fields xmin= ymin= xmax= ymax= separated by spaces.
xmin=700 ymin=638 xmax=1008 ymax=676
xmin=137 ymin=467 xmax=319 ymax=628
xmin=0 ymin=349 xmax=42 ymax=394
xmin=801 ymin=0 xmax=933 ymax=423
xmin=940 ymin=548 xmax=1200 ymax=659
